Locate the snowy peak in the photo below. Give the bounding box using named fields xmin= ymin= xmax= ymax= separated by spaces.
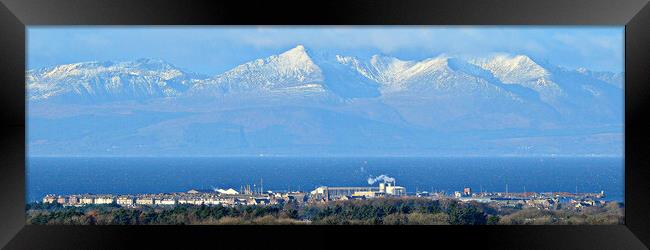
xmin=193 ymin=45 xmax=325 ymax=94
xmin=31 ymin=61 xmax=111 ymax=80
xmin=278 ymin=45 xmax=310 ymax=62
xmin=127 ymin=58 xmax=183 ymax=73
xmin=468 ymin=54 xmax=566 ymax=100
xmin=338 ymin=54 xmax=489 ymax=93
xmin=270 ymin=45 xmax=321 ymax=80
xmin=27 ymin=46 xmax=622 ymax=107
xmin=27 ymin=59 xmax=198 ymax=102
xmin=31 ymin=59 xmax=190 ymax=82
xmin=471 ymin=54 xmax=550 ymax=84
xmin=369 ymin=54 xmax=413 ymax=73
xmin=402 ymin=56 xmax=450 ymax=76
xmin=338 ymin=54 xmax=438 ymax=83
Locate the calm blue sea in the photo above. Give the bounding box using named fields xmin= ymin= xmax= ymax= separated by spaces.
xmin=26 ymin=157 xmax=624 ymax=203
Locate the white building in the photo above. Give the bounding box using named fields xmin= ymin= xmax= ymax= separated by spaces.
xmin=43 ymin=195 xmax=56 ymax=204
xmin=94 ymin=196 xmax=115 ymax=204
xmin=136 ymin=197 xmax=154 ymax=206
xmin=116 ymin=196 xmax=135 ymax=206
xmin=178 ymin=198 xmax=204 ymax=205
xmin=207 ymin=197 xmax=224 ymax=205
xmin=154 ymin=198 xmax=177 ymax=206
xmin=249 ymin=198 xmax=270 ymax=205
xmin=79 ymin=197 xmax=94 ymax=205
xmin=67 ymin=196 xmax=79 ymax=205
xmin=311 ymin=180 xmax=406 ymax=201
xmin=381 ymin=182 xmax=406 ymax=196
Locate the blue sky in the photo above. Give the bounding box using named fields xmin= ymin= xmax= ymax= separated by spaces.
xmin=27 ymin=26 xmax=624 ymax=75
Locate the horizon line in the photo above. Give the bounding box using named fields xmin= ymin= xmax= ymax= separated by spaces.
xmin=26 ymin=154 xmax=624 ymax=158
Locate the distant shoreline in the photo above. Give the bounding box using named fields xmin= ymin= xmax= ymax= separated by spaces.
xmin=26 ymin=157 xmax=624 ymax=203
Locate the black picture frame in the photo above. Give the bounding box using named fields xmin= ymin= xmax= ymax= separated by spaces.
xmin=1 ymin=0 xmax=649 ymax=249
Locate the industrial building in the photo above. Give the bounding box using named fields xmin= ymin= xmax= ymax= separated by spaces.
xmin=310 ymin=180 xmax=406 ymax=201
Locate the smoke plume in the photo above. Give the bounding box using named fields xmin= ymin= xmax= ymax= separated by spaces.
xmin=367 ymin=175 xmax=395 ymax=185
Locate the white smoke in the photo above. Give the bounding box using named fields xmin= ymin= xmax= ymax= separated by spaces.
xmin=367 ymin=175 xmax=395 ymax=185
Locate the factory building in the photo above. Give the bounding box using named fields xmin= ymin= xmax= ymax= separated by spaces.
xmin=311 ymin=180 xmax=406 ymax=201
xmin=381 ymin=182 xmax=406 ymax=196
xmin=311 ymin=186 xmax=377 ymax=201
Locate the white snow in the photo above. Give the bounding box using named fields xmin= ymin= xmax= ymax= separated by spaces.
xmin=190 ymin=45 xmax=326 ymax=95
xmin=27 ymin=59 xmax=197 ymax=101
xmin=26 ymin=45 xmax=620 ymax=105
xmin=470 ymin=54 xmax=564 ymax=99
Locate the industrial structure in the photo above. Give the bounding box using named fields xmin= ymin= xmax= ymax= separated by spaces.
xmin=310 ymin=180 xmax=406 ymax=201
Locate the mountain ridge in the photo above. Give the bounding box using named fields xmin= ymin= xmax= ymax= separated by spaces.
xmin=26 ymin=45 xmax=623 ymax=156
xmin=27 ymin=45 xmax=622 ymax=103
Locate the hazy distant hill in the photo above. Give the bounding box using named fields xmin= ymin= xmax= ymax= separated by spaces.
xmin=26 ymin=45 xmax=623 ymax=156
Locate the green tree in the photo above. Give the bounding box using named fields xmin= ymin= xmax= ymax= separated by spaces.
xmin=487 ymin=215 xmax=500 ymax=225
xmin=448 ymin=204 xmax=487 ymax=225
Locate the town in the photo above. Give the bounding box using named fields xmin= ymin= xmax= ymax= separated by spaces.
xmin=41 ymin=179 xmax=611 ymax=211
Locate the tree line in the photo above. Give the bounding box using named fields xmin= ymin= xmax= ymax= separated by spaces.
xmin=25 ymin=197 xmax=623 ymax=225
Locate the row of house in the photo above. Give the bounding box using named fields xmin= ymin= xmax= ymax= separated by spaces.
xmin=43 ymin=195 xmax=114 ymax=205
xmin=42 ymin=189 xmax=309 ymax=207
xmin=570 ymin=198 xmax=606 ymax=210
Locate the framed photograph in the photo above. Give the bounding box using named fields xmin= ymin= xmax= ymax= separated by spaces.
xmin=1 ymin=0 xmax=649 ymax=249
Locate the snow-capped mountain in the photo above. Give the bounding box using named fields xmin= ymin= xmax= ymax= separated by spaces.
xmin=26 ymin=45 xmax=624 ymax=126
xmin=26 ymin=45 xmax=624 ymax=156
xmin=470 ymin=54 xmax=622 ymax=100
xmin=190 ymin=45 xmax=327 ymax=95
xmin=27 ymin=46 xmax=623 ymax=109
xmin=335 ymin=54 xmax=415 ymax=92
xmin=470 ymin=54 xmax=623 ymax=121
xmin=27 ymin=58 xmax=203 ymax=102
xmin=470 ymin=55 xmax=564 ymax=101
xmin=336 ymin=54 xmax=528 ymax=100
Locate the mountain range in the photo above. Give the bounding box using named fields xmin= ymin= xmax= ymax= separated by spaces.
xmin=27 ymin=45 xmax=624 ymax=156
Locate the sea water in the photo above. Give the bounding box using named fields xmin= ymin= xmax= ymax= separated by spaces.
xmin=26 ymin=156 xmax=624 ymax=203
